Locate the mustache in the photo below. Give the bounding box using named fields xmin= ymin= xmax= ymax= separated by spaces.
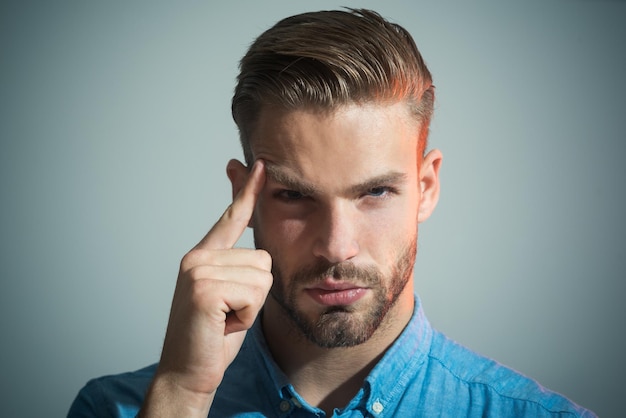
xmin=288 ymin=260 xmax=382 ymax=286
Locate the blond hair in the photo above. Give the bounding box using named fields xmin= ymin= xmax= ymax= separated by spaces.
xmin=232 ymin=8 xmax=434 ymax=164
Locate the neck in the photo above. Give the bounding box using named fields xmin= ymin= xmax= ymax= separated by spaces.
xmin=261 ymin=290 xmax=415 ymax=414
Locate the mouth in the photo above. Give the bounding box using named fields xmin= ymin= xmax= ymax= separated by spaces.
xmin=304 ymin=280 xmax=369 ymax=306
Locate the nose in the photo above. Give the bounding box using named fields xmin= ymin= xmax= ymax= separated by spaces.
xmin=312 ymin=201 xmax=360 ymax=264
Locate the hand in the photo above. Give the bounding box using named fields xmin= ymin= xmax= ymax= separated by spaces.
xmin=141 ymin=160 xmax=272 ymax=417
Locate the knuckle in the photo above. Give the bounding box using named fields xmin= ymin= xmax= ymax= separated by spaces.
xmin=180 ymin=249 xmax=202 ymax=271
xmin=189 ymin=278 xmax=214 ymax=307
xmin=255 ymin=249 xmax=273 ymax=270
xmin=186 ymin=264 xmax=216 ymax=282
xmin=180 ymin=248 xmax=219 ymax=272
xmin=257 ymin=270 xmax=274 ymax=292
xmin=247 ymin=282 xmax=267 ymax=308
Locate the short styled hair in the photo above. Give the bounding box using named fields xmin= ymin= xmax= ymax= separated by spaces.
xmin=232 ymin=8 xmax=434 ymax=164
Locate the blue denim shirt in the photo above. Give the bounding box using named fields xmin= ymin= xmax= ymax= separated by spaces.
xmin=68 ymin=297 xmax=595 ymax=417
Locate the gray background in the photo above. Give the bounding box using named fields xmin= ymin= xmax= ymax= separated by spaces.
xmin=1 ymin=1 xmax=624 ymax=417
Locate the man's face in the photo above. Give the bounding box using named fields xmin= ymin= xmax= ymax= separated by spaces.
xmin=249 ymin=102 xmax=427 ymax=348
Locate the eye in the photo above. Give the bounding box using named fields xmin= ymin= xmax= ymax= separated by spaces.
xmin=366 ymin=186 xmax=391 ymax=197
xmin=275 ymin=189 xmax=305 ymax=201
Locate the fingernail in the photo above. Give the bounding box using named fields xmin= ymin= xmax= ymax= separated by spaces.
xmin=252 ymin=159 xmax=264 ymax=172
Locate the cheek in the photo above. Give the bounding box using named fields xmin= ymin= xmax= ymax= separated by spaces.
xmin=255 ymin=196 xmax=310 ymax=249
xmin=273 ymin=218 xmax=309 ymax=248
xmin=361 ymin=199 xmax=419 ymax=257
xmin=257 ymin=216 xmax=310 ymax=280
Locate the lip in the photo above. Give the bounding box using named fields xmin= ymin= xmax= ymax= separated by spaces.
xmin=304 ymin=281 xmax=369 ymax=306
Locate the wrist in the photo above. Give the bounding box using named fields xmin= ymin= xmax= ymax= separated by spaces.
xmin=140 ymin=373 xmax=216 ymax=418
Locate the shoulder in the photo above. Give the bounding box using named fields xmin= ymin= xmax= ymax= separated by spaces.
xmin=421 ymin=331 xmax=595 ymax=417
xmin=67 ymin=364 xmax=156 ymax=418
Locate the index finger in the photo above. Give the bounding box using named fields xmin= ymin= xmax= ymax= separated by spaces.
xmin=197 ymin=160 xmax=265 ymax=250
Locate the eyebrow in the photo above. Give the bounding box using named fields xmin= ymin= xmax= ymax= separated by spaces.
xmin=265 ymin=164 xmax=319 ymax=195
xmin=349 ymin=172 xmax=408 ymax=194
xmin=264 ymin=164 xmax=408 ymax=196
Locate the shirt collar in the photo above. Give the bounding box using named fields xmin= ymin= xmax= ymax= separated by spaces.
xmin=248 ymin=315 xmax=313 ymax=415
xmin=362 ymin=295 xmax=433 ymax=416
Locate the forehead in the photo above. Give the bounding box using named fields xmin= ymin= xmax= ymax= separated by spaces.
xmin=250 ymin=102 xmax=420 ymax=188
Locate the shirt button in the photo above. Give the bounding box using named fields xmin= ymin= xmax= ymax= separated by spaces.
xmin=372 ymin=401 xmax=384 ymax=414
xmin=279 ymin=400 xmax=291 ymax=412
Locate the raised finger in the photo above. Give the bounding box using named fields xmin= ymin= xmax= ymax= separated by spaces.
xmin=197 ymin=160 xmax=265 ymax=250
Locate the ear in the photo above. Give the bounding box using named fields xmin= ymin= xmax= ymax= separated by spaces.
xmin=226 ymin=159 xmax=249 ymax=198
xmin=417 ymin=149 xmax=443 ymax=223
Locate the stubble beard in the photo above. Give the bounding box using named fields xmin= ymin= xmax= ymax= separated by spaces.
xmin=254 ymin=231 xmax=417 ymax=348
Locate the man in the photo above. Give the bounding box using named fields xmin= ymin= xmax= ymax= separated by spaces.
xmin=69 ymin=9 xmax=595 ymax=417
